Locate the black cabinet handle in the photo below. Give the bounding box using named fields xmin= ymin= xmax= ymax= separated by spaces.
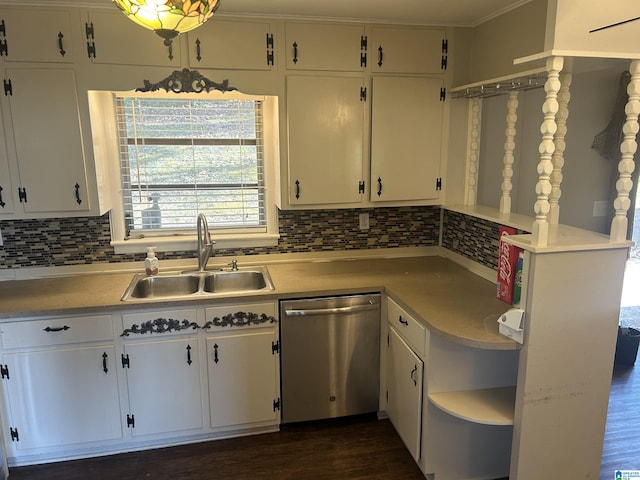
xmin=213 ymin=343 xmax=219 ymax=364
xmin=44 ymin=325 xmax=70 ymax=332
xmin=196 ymin=38 xmax=201 ymax=62
xmin=102 ymin=352 xmax=108 ymax=374
xmin=398 ymin=315 xmax=408 ymax=326
xmin=58 ymin=31 xmax=66 ymax=57
xmin=295 ymin=180 xmax=300 ymax=200
xmin=18 ymin=187 xmax=27 ymax=203
xmin=0 ymin=186 xmax=5 ymax=208
xmin=74 ymin=183 xmax=82 ymax=205
xmin=377 ymin=177 xmax=383 ymax=197
xmin=187 ymin=344 xmax=192 ymax=365
xmin=292 ymin=42 xmax=298 ymax=64
xmin=378 ymin=46 xmax=383 ymax=67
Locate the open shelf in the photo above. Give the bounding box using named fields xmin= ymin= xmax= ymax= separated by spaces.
xmin=428 ymin=386 xmax=516 ymax=426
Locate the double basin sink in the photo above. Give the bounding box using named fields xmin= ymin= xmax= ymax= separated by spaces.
xmin=121 ymin=266 xmax=274 ymax=301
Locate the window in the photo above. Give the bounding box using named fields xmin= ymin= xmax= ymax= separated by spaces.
xmin=90 ymin=90 xmax=280 ymax=254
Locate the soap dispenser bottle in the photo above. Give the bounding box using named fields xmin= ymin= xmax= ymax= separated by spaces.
xmin=145 ymin=247 xmax=159 ymax=275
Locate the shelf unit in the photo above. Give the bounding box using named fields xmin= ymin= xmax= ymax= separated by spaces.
xmin=428 ymin=386 xmax=516 ymax=426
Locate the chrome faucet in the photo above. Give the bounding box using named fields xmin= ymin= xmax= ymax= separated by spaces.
xmin=196 ymin=213 xmax=215 ymax=272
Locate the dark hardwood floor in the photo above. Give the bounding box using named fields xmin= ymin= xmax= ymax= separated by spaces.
xmin=8 ymin=362 xmax=640 ymax=480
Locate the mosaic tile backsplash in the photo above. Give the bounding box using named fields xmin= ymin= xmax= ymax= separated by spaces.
xmin=441 ymin=209 xmax=527 ymax=270
xmin=0 ymin=206 xmax=441 ymax=270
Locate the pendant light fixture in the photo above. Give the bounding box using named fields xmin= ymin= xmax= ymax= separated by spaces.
xmin=112 ymin=0 xmax=220 ymax=46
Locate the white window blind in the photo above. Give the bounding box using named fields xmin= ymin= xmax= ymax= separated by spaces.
xmin=115 ymin=96 xmax=266 ymax=236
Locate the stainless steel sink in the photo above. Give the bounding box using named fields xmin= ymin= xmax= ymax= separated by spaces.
xmin=121 ymin=266 xmax=274 ymax=301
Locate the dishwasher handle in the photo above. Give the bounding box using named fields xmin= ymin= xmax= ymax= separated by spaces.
xmin=284 ymin=303 xmax=379 ymax=317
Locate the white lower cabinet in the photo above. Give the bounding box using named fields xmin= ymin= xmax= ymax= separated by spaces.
xmin=383 ymin=295 xmax=519 ymax=480
xmin=0 ymin=315 xmax=122 ymax=457
xmin=386 ymin=326 xmax=423 ymax=462
xmin=207 ymin=330 xmax=279 ymax=428
xmin=0 ymin=301 xmax=279 ymax=467
xmin=122 ymin=337 xmax=203 ymax=437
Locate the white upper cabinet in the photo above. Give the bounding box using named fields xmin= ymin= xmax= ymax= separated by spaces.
xmin=285 ymin=22 xmax=366 ymax=71
xmin=84 ymin=10 xmax=180 ymax=67
xmin=0 ymin=112 xmax=14 ymax=216
xmin=286 ymin=75 xmax=365 ymax=206
xmin=0 ymin=8 xmax=74 ymax=63
xmin=188 ymin=19 xmax=274 ymax=70
xmin=370 ymin=76 xmax=444 ymax=202
xmin=2 ymin=68 xmax=91 ymax=214
xmin=370 ymin=26 xmax=446 ymax=74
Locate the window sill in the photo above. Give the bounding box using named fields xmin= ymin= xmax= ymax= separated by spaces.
xmin=112 ymin=233 xmax=280 ymax=255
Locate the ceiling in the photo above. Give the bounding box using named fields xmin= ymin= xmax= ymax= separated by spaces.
xmin=0 ymin=0 xmax=533 ymax=27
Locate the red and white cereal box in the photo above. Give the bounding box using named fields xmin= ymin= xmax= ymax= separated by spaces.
xmin=497 ymin=226 xmax=519 ymax=304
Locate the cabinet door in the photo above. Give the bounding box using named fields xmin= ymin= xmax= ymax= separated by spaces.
xmin=2 ymin=346 xmax=121 ymax=451
xmin=4 ymin=68 xmax=89 ymax=213
xmin=85 ymin=11 xmax=180 ymax=67
xmin=0 ymin=9 xmax=74 ymax=63
xmin=124 ymin=337 xmax=203 ymax=437
xmin=371 ymin=27 xmax=445 ymax=74
xmin=207 ymin=330 xmax=278 ymax=428
xmin=0 ymin=112 xmax=14 ymax=215
xmin=287 ymin=75 xmax=365 ymax=205
xmin=285 ymin=23 xmax=365 ymax=71
xmin=386 ymin=326 xmax=423 ymax=462
xmin=371 ymin=76 xmax=443 ymax=202
xmin=188 ymin=19 xmax=273 ymax=70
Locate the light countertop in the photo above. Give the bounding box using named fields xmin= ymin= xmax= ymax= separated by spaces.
xmin=0 ymin=256 xmax=518 ymax=350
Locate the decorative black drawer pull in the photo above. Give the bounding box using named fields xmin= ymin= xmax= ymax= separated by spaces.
xmin=295 ymin=180 xmax=300 ymax=200
xmin=378 ymin=46 xmax=384 ymax=67
xmin=186 ymin=344 xmax=192 ymax=365
xmin=58 ymin=31 xmax=66 ymax=57
xmin=398 ymin=316 xmax=408 ymax=326
xmin=44 ymin=325 xmax=70 ymax=332
xmin=195 ymin=38 xmax=201 ymax=62
xmin=213 ymin=343 xmax=219 ymax=364
xmin=74 ymin=183 xmax=82 ymax=205
xmin=292 ymin=42 xmax=298 ymax=64
xmin=377 ymin=177 xmax=383 ymax=197
xmin=102 ymin=352 xmax=108 ymax=373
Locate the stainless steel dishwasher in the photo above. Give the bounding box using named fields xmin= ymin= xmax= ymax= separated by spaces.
xmin=280 ymin=294 xmax=381 ymax=423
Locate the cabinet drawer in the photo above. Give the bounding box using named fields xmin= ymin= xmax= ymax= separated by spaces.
xmin=1 ymin=315 xmax=113 ymax=349
xmin=387 ymin=297 xmax=426 ymax=356
xmin=121 ymin=308 xmax=199 ymax=338
xmin=204 ymin=301 xmax=277 ymax=331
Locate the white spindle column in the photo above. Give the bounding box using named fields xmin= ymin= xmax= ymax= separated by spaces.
xmin=464 ymin=98 xmax=482 ymax=206
xmin=610 ymin=60 xmax=640 ymax=242
xmin=532 ymin=56 xmax=563 ymax=247
xmin=548 ymin=72 xmax=572 ymax=225
xmin=500 ymin=91 xmax=519 ymax=214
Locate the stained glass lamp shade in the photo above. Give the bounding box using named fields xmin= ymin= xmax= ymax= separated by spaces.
xmin=113 ymin=0 xmax=220 ymax=45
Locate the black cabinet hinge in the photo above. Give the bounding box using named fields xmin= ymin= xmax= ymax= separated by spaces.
xmin=0 ymin=20 xmax=7 ymax=57
xmin=360 ymin=52 xmax=367 ymax=68
xmin=87 ymin=41 xmax=96 ymax=59
xmin=17 ymin=187 xmax=26 ymax=203
xmin=272 ymin=340 xmax=279 ymax=355
xmin=360 ymin=87 xmax=367 ymax=102
xmin=126 ymin=414 xmax=135 ymax=428
xmin=358 ymin=180 xmax=365 ymax=195
xmin=121 ymin=353 xmax=130 ymax=369
xmin=9 ymin=427 xmax=18 ymax=442
xmin=0 ymin=364 xmax=8 ymax=379
xmin=440 ymin=87 xmax=446 ymax=101
xmin=442 ymin=38 xmax=448 ymax=54
xmin=273 ymin=398 xmax=281 ymax=412
xmin=266 ymin=33 xmax=274 ymax=66
xmin=3 ymin=78 xmax=12 ymax=96
xmin=361 ymin=35 xmax=367 ymax=50
xmin=441 ymin=55 xmax=448 ymax=70
xmin=85 ymin=22 xmax=95 ymax=40
xmin=436 ymin=177 xmax=442 ymax=191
